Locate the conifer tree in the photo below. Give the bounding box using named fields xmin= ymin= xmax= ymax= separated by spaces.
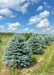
xmin=28 ymin=34 xmax=43 ymax=54
xmin=44 ymin=36 xmax=50 ymax=45
xmin=48 ymin=35 xmax=54 ymax=41
xmin=38 ymin=36 xmax=46 ymax=49
xmin=2 ymin=34 xmax=32 ymax=67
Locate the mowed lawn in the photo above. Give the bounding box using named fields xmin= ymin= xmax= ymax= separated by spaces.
xmin=0 ymin=35 xmax=54 ymax=75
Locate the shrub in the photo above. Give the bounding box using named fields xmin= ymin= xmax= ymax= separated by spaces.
xmin=2 ymin=34 xmax=32 ymax=68
xmin=28 ymin=34 xmax=43 ymax=54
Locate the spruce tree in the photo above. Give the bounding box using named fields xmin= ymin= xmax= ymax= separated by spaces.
xmin=2 ymin=34 xmax=32 ymax=67
xmin=44 ymin=36 xmax=50 ymax=45
xmin=48 ymin=35 xmax=54 ymax=41
xmin=38 ymin=36 xmax=46 ymax=49
xmin=28 ymin=34 xmax=43 ymax=54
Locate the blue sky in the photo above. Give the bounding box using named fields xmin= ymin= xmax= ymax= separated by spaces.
xmin=0 ymin=0 xmax=54 ymax=34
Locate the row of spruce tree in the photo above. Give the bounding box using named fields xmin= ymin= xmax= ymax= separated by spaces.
xmin=2 ymin=34 xmax=54 ymax=68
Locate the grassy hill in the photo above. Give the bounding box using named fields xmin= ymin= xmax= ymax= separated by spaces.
xmin=0 ymin=35 xmax=54 ymax=75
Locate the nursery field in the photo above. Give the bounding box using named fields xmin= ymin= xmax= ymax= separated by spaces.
xmin=0 ymin=34 xmax=54 ymax=75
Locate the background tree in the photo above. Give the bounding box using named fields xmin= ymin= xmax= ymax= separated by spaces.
xmin=28 ymin=34 xmax=43 ymax=54
xmin=44 ymin=36 xmax=50 ymax=45
xmin=38 ymin=36 xmax=46 ymax=49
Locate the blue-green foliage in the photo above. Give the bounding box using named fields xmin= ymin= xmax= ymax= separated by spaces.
xmin=44 ymin=36 xmax=50 ymax=45
xmin=28 ymin=34 xmax=43 ymax=54
xmin=2 ymin=34 xmax=32 ymax=67
xmin=47 ymin=35 xmax=54 ymax=41
xmin=38 ymin=36 xmax=46 ymax=49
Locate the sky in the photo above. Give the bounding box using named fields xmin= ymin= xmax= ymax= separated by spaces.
xmin=0 ymin=0 xmax=54 ymax=34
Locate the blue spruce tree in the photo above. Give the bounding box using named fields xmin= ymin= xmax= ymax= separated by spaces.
xmin=44 ymin=36 xmax=50 ymax=45
xmin=2 ymin=34 xmax=32 ymax=68
xmin=28 ymin=34 xmax=43 ymax=54
xmin=38 ymin=36 xmax=46 ymax=49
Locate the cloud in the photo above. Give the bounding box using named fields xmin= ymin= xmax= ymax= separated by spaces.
xmin=23 ymin=28 xmax=35 ymax=33
xmin=30 ymin=0 xmax=41 ymax=3
xmin=0 ymin=16 xmax=5 ymax=19
xmin=0 ymin=0 xmax=29 ymax=14
xmin=28 ymin=10 xmax=50 ymax=25
xmin=0 ymin=0 xmax=41 ymax=14
xmin=36 ymin=18 xmax=52 ymax=32
xmin=51 ymin=11 xmax=54 ymax=14
xmin=43 ymin=2 xmax=47 ymax=5
xmin=8 ymin=27 xmax=17 ymax=31
xmin=7 ymin=22 xmax=21 ymax=27
xmin=39 ymin=10 xmax=49 ymax=18
xmin=0 ymin=26 xmax=4 ymax=28
xmin=23 ymin=28 xmax=29 ymax=32
xmin=43 ymin=2 xmax=51 ymax=9
xmin=52 ymin=30 xmax=54 ymax=32
xmin=37 ymin=6 xmax=43 ymax=11
xmin=42 ymin=27 xmax=51 ymax=32
xmin=6 ymin=22 xmax=21 ymax=31
xmin=0 ymin=26 xmax=5 ymax=32
xmin=36 ymin=18 xmax=50 ymax=28
xmin=46 ymin=27 xmax=51 ymax=31
xmin=19 ymin=2 xmax=29 ymax=14
xmin=29 ymin=29 xmax=35 ymax=33
xmin=0 ymin=8 xmax=15 ymax=17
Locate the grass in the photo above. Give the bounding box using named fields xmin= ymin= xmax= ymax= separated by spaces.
xmin=0 ymin=35 xmax=54 ymax=75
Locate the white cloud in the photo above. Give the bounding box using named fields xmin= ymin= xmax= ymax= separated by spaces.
xmin=0 ymin=26 xmax=4 ymax=28
xmin=28 ymin=16 xmax=41 ymax=25
xmin=23 ymin=28 xmax=29 ymax=32
xmin=51 ymin=11 xmax=54 ymax=14
xmin=0 ymin=0 xmax=29 ymax=14
xmin=39 ymin=10 xmax=49 ymax=18
xmin=8 ymin=27 xmax=17 ymax=31
xmin=43 ymin=2 xmax=47 ymax=5
xmin=0 ymin=8 xmax=15 ymax=17
xmin=23 ymin=28 xmax=35 ymax=33
xmin=43 ymin=2 xmax=51 ymax=9
xmin=6 ymin=22 xmax=21 ymax=31
xmin=37 ymin=6 xmax=43 ymax=11
xmin=7 ymin=22 xmax=21 ymax=27
xmin=36 ymin=18 xmax=50 ymax=28
xmin=20 ymin=2 xmax=29 ymax=13
xmin=42 ymin=27 xmax=51 ymax=32
xmin=46 ymin=27 xmax=51 ymax=31
xmin=30 ymin=0 xmax=41 ymax=3
xmin=52 ymin=30 xmax=54 ymax=32
xmin=36 ymin=18 xmax=51 ymax=33
xmin=30 ymin=29 xmax=35 ymax=33
xmin=28 ymin=10 xmax=50 ymax=25
xmin=0 ymin=16 xmax=5 ymax=19
xmin=42 ymin=28 xmax=46 ymax=32
xmin=0 ymin=0 xmax=41 ymax=14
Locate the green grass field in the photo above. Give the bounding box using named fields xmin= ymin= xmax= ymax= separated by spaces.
xmin=0 ymin=35 xmax=54 ymax=75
